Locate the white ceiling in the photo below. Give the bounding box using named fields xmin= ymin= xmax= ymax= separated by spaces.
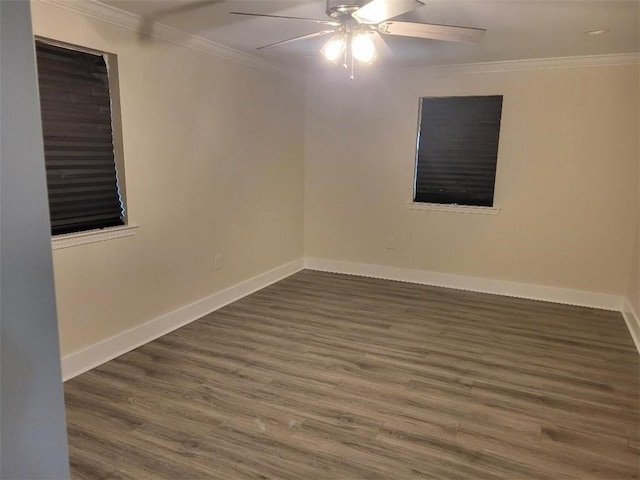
xmin=100 ymin=0 xmax=640 ymax=70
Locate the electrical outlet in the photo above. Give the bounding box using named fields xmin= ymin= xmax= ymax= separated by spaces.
xmin=214 ymin=254 xmax=222 ymax=271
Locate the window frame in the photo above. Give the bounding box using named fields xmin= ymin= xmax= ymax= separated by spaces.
xmin=35 ymin=37 xmax=131 ymax=240
xmin=412 ymin=95 xmax=503 ymax=210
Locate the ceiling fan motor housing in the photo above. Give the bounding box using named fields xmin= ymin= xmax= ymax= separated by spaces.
xmin=325 ymin=0 xmax=369 ymax=18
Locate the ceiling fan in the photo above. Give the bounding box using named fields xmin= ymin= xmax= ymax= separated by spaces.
xmin=231 ymin=0 xmax=486 ymax=76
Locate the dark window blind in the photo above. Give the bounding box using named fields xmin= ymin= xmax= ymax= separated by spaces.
xmin=414 ymin=95 xmax=503 ymax=207
xmin=35 ymin=41 xmax=123 ymax=235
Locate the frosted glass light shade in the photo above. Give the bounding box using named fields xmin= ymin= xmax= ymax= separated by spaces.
xmin=322 ymin=34 xmax=346 ymax=62
xmin=352 ymin=32 xmax=376 ymax=64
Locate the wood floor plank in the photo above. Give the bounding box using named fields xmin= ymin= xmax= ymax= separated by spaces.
xmin=64 ymin=270 xmax=639 ymax=479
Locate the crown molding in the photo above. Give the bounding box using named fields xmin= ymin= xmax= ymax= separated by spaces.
xmin=34 ymin=0 xmax=299 ymax=80
xmin=400 ymin=53 xmax=640 ymax=76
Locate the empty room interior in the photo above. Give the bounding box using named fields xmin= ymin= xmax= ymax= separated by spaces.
xmin=2 ymin=0 xmax=640 ymax=478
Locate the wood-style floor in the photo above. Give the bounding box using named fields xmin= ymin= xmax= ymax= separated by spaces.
xmin=64 ymin=270 xmax=640 ymax=479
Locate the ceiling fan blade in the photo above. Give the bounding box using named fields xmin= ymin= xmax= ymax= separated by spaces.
xmin=139 ymin=0 xmax=224 ymax=41
xmin=352 ymin=0 xmax=424 ymax=24
xmin=370 ymin=31 xmax=393 ymax=58
xmin=150 ymin=0 xmax=225 ymax=18
xmin=257 ymin=30 xmax=336 ymax=50
xmin=230 ymin=12 xmax=341 ymax=27
xmin=378 ymin=21 xmax=486 ymax=43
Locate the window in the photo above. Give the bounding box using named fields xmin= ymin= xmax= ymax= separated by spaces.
xmin=35 ymin=40 xmax=125 ymax=236
xmin=414 ymin=95 xmax=503 ymax=208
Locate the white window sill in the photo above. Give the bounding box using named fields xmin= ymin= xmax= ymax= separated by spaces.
xmin=52 ymin=224 xmax=139 ymax=250
xmin=406 ymin=202 xmax=501 ymax=215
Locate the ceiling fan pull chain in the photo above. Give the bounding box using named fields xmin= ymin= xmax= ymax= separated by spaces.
xmin=350 ymin=52 xmax=355 ymax=80
xmin=343 ymin=35 xmax=348 ymax=69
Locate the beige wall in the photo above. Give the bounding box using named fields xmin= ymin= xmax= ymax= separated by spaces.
xmin=628 ymin=227 xmax=639 ymax=314
xmin=305 ymin=65 xmax=640 ymax=296
xmin=30 ymin=1 xmax=640 ymax=358
xmin=32 ymin=2 xmax=305 ymax=356
xmin=624 ymin=66 xmax=640 ymax=317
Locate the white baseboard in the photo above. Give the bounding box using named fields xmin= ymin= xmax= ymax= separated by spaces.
xmin=304 ymin=257 xmax=624 ymax=312
xmin=61 ymin=258 xmax=304 ymax=381
xmin=62 ymin=256 xmax=637 ymax=380
xmin=622 ymin=299 xmax=640 ymax=355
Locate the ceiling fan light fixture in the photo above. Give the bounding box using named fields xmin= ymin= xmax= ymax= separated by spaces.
xmin=352 ymin=31 xmax=376 ymax=64
xmin=235 ymin=0 xmax=485 ymax=76
xmin=322 ymin=33 xmax=346 ymax=62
